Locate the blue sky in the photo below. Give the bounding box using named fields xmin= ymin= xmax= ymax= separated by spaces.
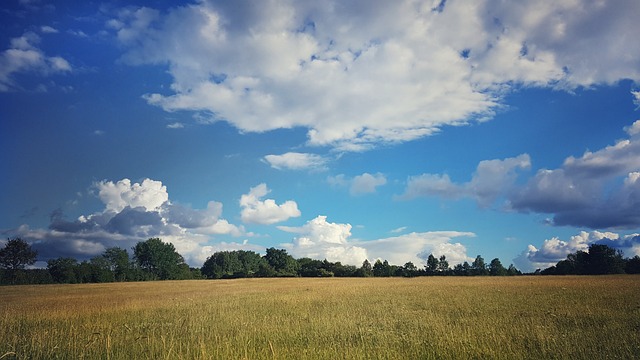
xmin=2 ymin=0 xmax=640 ymax=271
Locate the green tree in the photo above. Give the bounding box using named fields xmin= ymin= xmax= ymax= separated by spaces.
xmin=264 ymin=248 xmax=299 ymax=276
xmin=425 ymin=254 xmax=438 ymax=273
xmin=437 ymin=255 xmax=449 ymax=273
xmin=471 ymin=255 xmax=488 ymax=276
xmin=133 ymin=238 xmax=188 ymax=280
xmin=103 ymin=247 xmax=131 ymax=281
xmin=373 ymin=259 xmax=393 ymax=277
xmin=0 ymin=238 xmax=37 ymax=270
xmin=89 ymin=256 xmax=116 ymax=282
xmin=47 ymin=257 xmax=79 ymax=283
xmin=202 ymin=250 xmax=264 ymax=279
xmin=355 ymin=259 xmax=373 ymax=277
xmin=401 ymin=261 xmax=418 ymax=277
xmin=489 ymin=258 xmax=507 ymax=276
xmin=506 ymin=264 xmax=521 ymax=276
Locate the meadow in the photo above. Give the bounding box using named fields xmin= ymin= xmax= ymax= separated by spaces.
xmin=1 ymin=276 xmax=639 ymax=359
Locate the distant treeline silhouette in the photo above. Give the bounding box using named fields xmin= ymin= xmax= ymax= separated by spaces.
xmin=1 ymin=237 xmax=638 ymax=285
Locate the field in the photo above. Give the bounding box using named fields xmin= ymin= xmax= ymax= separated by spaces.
xmin=1 ymin=276 xmax=639 ymax=359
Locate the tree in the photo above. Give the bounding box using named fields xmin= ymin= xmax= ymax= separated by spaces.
xmin=489 ymin=258 xmax=507 ymax=276
xmin=626 ymin=255 xmax=640 ymax=274
xmin=354 ymin=259 xmax=373 ymax=277
xmin=0 ymin=238 xmax=37 ymax=270
xmin=264 ymin=248 xmax=299 ymax=276
xmin=133 ymin=238 xmax=189 ymax=280
xmin=584 ymin=244 xmax=625 ymax=275
xmin=402 ymin=261 xmax=418 ymax=277
xmin=103 ymin=247 xmax=131 ymax=281
xmin=437 ymin=255 xmax=449 ymax=273
xmin=47 ymin=257 xmax=79 ymax=283
xmin=471 ymin=255 xmax=488 ymax=276
xmin=201 ymin=250 xmax=266 ymax=279
xmin=373 ymin=259 xmax=393 ymax=277
xmin=425 ymin=254 xmax=438 ymax=273
xmin=506 ymin=264 xmax=521 ymax=276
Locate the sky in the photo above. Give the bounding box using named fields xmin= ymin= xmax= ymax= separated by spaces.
xmin=2 ymin=0 xmax=640 ymax=272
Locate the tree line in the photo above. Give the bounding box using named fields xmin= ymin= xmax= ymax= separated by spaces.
xmin=539 ymin=243 xmax=640 ymax=275
xmin=1 ymin=237 xmax=527 ymax=285
xmin=8 ymin=236 xmax=637 ymax=284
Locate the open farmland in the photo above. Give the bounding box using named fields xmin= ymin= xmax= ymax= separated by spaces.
xmin=1 ymin=276 xmax=639 ymax=359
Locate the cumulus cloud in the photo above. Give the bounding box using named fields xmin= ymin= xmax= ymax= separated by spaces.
xmin=106 ymin=1 xmax=640 ymax=151
xmin=96 ymin=178 xmax=169 ymax=212
xmin=6 ymin=178 xmax=245 ymax=266
xmin=509 ymin=123 xmax=640 ymax=228
xmin=328 ymin=172 xmax=387 ymax=195
xmin=279 ymin=215 xmax=474 ymax=266
xmin=239 ymin=183 xmax=301 ymax=224
xmin=401 ymin=154 xmax=530 ymax=207
xmin=515 ymin=231 xmax=640 ymax=272
xmin=263 ymin=152 xmax=328 ymax=171
xmin=0 ymin=32 xmax=72 ymax=91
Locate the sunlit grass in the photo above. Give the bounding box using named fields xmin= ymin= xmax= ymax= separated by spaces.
xmin=2 ymin=276 xmax=639 ymax=359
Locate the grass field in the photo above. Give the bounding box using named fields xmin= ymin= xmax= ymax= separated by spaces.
xmin=1 ymin=276 xmax=639 ymax=359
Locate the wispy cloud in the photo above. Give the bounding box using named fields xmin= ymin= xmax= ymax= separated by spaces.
xmin=0 ymin=32 xmax=72 ymax=91
xmin=328 ymin=172 xmax=387 ymax=196
xmin=263 ymin=152 xmax=328 ymax=171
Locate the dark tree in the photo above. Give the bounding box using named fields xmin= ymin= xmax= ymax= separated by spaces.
xmin=0 ymin=238 xmax=37 ymax=270
xmin=489 ymin=258 xmax=507 ymax=276
xmin=626 ymin=255 xmax=640 ymax=274
xmin=47 ymin=257 xmax=79 ymax=283
xmin=584 ymin=244 xmax=625 ymax=275
xmin=354 ymin=259 xmax=373 ymax=277
xmin=103 ymin=247 xmax=132 ymax=281
xmin=401 ymin=261 xmax=418 ymax=277
xmin=506 ymin=264 xmax=521 ymax=276
xmin=437 ymin=255 xmax=449 ymax=273
xmin=373 ymin=259 xmax=393 ymax=277
xmin=471 ymin=255 xmax=488 ymax=276
xmin=133 ymin=238 xmax=189 ymax=280
xmin=425 ymin=254 xmax=438 ymax=273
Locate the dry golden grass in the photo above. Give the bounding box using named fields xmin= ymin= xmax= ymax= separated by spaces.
xmin=1 ymin=276 xmax=639 ymax=359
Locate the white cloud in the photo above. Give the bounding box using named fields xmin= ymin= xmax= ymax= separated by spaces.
xmin=95 ymin=178 xmax=169 ymax=212
xmin=9 ymin=178 xmax=247 ymax=266
xmin=329 ymin=172 xmax=387 ymax=195
xmin=401 ymin=154 xmax=530 ymax=207
xmin=107 ymin=1 xmax=640 ymax=151
xmin=279 ymin=215 xmax=364 ymax=264
xmin=239 ymin=183 xmax=301 ymax=224
xmin=625 ymin=119 xmax=640 ymax=136
xmin=279 ymin=215 xmax=474 ymax=266
xmin=0 ymin=32 xmax=72 ymax=91
xmin=263 ymin=152 xmax=328 ymax=171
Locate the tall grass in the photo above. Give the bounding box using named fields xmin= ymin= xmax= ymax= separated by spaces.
xmin=1 ymin=276 xmax=639 ymax=359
